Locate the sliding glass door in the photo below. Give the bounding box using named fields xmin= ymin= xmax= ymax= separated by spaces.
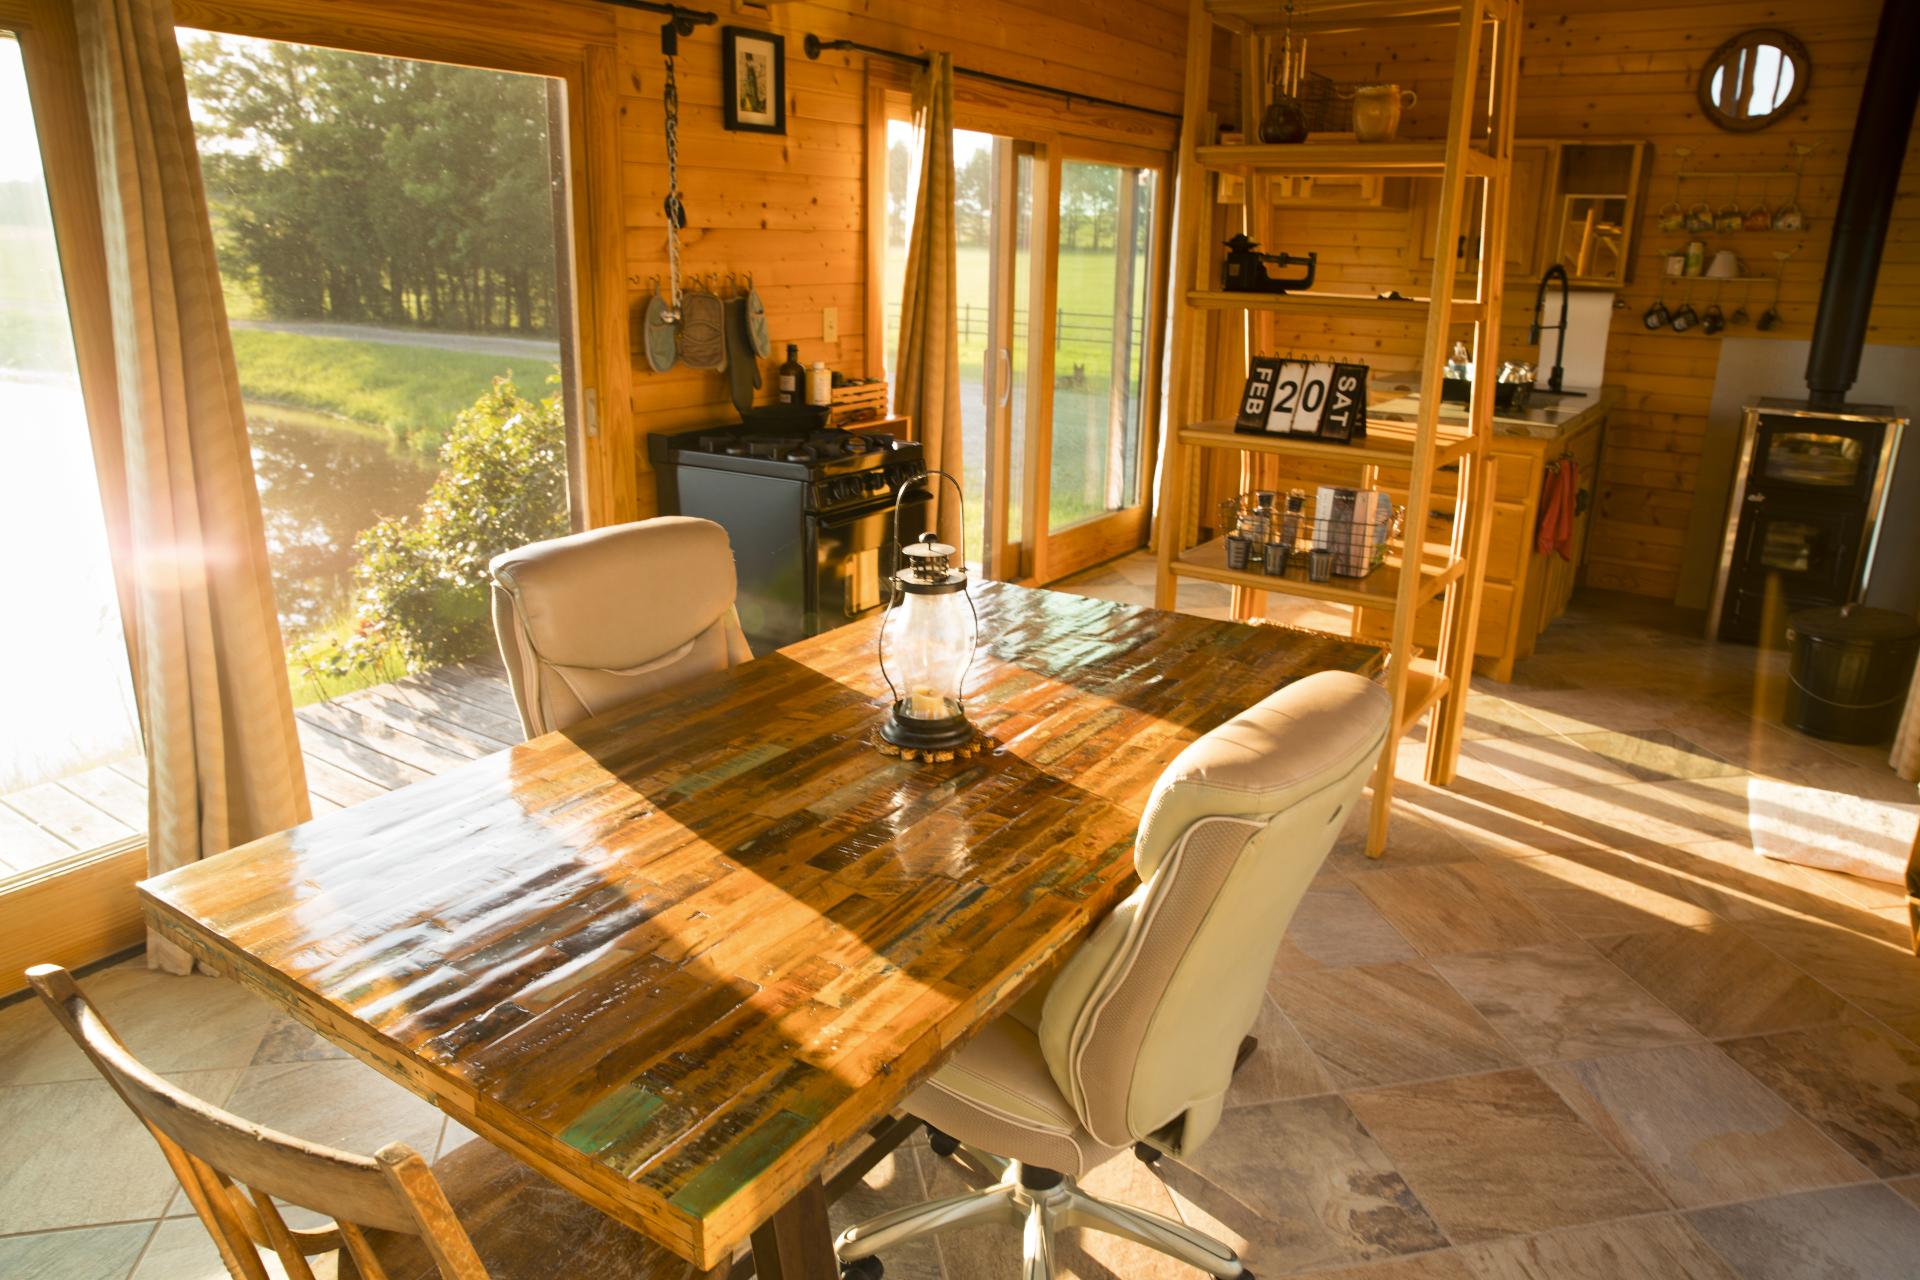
xmin=0 ymin=9 xmax=149 ymax=990
xmin=1033 ymin=148 xmax=1165 ymax=582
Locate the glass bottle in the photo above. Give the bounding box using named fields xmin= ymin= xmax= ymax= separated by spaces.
xmin=777 ymin=343 xmax=805 ymax=404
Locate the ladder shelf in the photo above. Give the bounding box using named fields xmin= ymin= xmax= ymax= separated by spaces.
xmin=1155 ymin=0 xmax=1522 ymax=858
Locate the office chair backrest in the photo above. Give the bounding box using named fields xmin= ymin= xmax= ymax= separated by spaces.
xmin=1037 ymin=671 xmax=1390 ymax=1156
xmin=489 ymin=517 xmax=752 ymax=737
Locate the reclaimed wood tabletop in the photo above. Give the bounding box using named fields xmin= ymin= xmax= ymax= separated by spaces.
xmin=141 ymin=583 xmax=1381 ymax=1273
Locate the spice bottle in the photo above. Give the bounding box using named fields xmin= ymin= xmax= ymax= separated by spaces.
xmin=777 ymin=344 xmax=805 ymax=404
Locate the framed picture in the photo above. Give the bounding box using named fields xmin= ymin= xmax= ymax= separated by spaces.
xmin=722 ymin=27 xmax=785 ymax=135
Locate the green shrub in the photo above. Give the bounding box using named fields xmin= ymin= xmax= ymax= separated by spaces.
xmin=348 ymin=376 xmax=569 ymax=670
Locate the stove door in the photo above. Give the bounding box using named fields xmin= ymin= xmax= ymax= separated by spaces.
xmin=1750 ymin=417 xmax=1886 ymax=502
xmin=1718 ymin=500 xmax=1866 ymax=642
xmin=813 ymin=493 xmax=934 ymax=637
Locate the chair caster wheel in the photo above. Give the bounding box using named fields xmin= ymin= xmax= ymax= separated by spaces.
xmin=1133 ymin=1141 xmax=1163 ymax=1166
xmin=927 ymin=1127 xmax=960 ymax=1158
xmin=841 ymin=1256 xmax=884 ymax=1279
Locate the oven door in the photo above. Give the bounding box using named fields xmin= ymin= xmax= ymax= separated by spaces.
xmin=811 ymin=492 xmax=935 ymax=637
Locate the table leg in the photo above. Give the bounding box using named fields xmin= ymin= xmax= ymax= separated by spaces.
xmin=750 ymin=1177 xmax=841 ymax=1280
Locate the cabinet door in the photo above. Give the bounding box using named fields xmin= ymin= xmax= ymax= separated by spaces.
xmin=1413 ymin=141 xmax=1552 ymax=276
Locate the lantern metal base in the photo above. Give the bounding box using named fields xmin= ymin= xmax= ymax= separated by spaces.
xmin=879 ymin=707 xmax=978 ymax=752
xmin=875 ymin=708 xmax=988 ymax=763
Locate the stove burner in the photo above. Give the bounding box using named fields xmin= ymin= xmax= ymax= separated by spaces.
xmin=841 ymin=436 xmax=871 ymax=455
xmin=723 ymin=443 xmax=750 ymax=456
xmin=786 ymin=446 xmax=815 ymax=462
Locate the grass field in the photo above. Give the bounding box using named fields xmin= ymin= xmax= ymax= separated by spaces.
xmin=229 ymin=329 xmax=557 ymax=455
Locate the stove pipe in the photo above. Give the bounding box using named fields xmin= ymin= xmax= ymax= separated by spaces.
xmin=1804 ymin=0 xmax=1920 ymax=408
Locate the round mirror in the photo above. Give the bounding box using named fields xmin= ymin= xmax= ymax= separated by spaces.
xmin=1699 ymin=29 xmax=1810 ymax=132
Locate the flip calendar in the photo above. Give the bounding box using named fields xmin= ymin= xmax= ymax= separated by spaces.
xmin=1233 ymin=358 xmax=1369 ymax=442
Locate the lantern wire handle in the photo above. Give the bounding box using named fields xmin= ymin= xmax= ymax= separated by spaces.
xmin=877 ymin=469 xmax=978 ymax=712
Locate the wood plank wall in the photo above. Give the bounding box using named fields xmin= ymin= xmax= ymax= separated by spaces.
xmin=1219 ymin=0 xmax=1918 ymax=600
xmin=612 ymin=0 xmax=1188 ymax=519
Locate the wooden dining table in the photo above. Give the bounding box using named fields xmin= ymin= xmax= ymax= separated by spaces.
xmin=141 ymin=582 xmax=1380 ymax=1277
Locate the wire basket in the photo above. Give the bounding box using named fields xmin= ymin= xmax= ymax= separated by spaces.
xmin=1296 ymin=72 xmax=1351 ymax=133
xmin=1311 ymin=487 xmax=1396 ymax=578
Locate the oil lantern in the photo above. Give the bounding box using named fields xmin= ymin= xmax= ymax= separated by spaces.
xmin=878 ymin=472 xmax=978 ymax=753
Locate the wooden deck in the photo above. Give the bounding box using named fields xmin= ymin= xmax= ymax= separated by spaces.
xmin=0 ymin=658 xmax=519 ymax=880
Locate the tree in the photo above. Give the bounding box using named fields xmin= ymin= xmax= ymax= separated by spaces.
xmin=953 ymin=146 xmax=992 ymax=247
xmin=345 ymin=376 xmax=569 ymax=670
xmin=182 ymin=34 xmax=560 ymax=335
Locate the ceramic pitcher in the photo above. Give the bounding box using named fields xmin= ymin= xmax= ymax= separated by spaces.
xmin=1351 ymin=85 xmax=1416 ymax=142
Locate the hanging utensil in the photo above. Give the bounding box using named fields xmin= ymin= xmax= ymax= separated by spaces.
xmin=679 ymin=278 xmax=728 ymax=371
xmin=642 ymin=276 xmax=678 ymax=373
xmin=743 ymin=270 xmax=771 ymax=360
xmin=724 ymin=295 xmax=757 ymax=416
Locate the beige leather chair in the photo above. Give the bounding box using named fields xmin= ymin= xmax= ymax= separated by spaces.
xmin=837 ymin=670 xmax=1390 ymax=1280
xmin=488 ymin=517 xmax=752 ymax=737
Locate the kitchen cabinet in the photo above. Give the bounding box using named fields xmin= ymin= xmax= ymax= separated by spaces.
xmin=1219 ymin=389 xmax=1617 ymax=681
xmin=1412 ymin=140 xmax=1649 ymax=288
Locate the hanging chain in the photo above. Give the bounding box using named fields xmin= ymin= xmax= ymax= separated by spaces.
xmin=662 ymin=47 xmax=684 ymax=321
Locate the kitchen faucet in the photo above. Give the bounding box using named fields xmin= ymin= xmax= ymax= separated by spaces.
xmin=1529 ymin=264 xmax=1570 ymax=394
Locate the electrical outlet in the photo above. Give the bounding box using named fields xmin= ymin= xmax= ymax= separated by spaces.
xmin=822 ymin=307 xmax=838 ymax=344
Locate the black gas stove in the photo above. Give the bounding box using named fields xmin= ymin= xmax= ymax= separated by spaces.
xmin=650 ymin=423 xmax=932 ymax=651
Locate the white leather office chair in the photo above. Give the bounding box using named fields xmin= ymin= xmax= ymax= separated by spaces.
xmin=488 ymin=517 xmax=753 ymax=738
xmin=836 ymin=670 xmax=1391 ymax=1280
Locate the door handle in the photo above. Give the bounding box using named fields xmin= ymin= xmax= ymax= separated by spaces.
xmin=997 ymin=349 xmax=1012 ymax=408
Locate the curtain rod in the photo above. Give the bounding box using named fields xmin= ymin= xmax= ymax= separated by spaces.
xmin=592 ymin=0 xmax=718 ymax=51
xmin=803 ymin=34 xmax=1182 ymax=123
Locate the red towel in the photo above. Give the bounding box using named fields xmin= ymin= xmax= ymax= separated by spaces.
xmin=1536 ymin=458 xmax=1577 ymax=560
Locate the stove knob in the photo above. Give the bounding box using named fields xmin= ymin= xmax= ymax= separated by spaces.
xmin=865 ymin=472 xmax=887 ymax=492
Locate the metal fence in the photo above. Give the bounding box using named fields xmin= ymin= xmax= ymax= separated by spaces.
xmin=886 ymin=303 xmax=1147 ymax=353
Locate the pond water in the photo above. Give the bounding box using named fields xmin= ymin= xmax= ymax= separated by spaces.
xmin=248 ymin=405 xmax=437 ymax=640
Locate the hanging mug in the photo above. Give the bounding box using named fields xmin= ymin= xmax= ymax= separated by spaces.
xmin=1671 ymin=301 xmax=1699 ymax=333
xmin=1656 ymin=201 xmax=1686 ymax=233
xmin=1702 ymin=303 xmax=1725 ymax=335
xmin=1715 ymin=201 xmax=1744 ymax=234
xmin=1757 ymin=304 xmax=1781 ymax=331
xmin=1744 ymin=203 xmax=1773 ymax=231
xmin=1685 ymin=202 xmax=1715 ymax=233
xmin=1730 ymin=298 xmax=1751 ymax=325
xmin=1351 ymin=85 xmax=1418 ymax=142
xmin=1643 ymin=297 xmax=1671 ymax=329
xmin=1774 ymin=201 xmax=1805 ymax=231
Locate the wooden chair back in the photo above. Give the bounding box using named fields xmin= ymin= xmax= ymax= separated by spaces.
xmin=27 ymin=964 xmax=489 ymax=1280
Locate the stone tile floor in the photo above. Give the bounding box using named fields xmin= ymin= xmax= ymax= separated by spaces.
xmin=3 ymin=553 xmax=1918 ymax=1278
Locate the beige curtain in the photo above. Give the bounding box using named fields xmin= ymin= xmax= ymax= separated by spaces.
xmin=75 ymin=0 xmax=311 ymax=974
xmin=894 ymin=53 xmax=965 ymax=551
xmin=1893 ymin=663 xmax=1920 ymax=782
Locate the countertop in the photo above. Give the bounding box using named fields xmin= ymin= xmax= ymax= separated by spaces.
xmin=1366 ymin=383 xmax=1621 ymax=442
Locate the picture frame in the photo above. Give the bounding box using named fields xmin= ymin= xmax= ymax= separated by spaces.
xmin=722 ymin=27 xmax=785 ymax=135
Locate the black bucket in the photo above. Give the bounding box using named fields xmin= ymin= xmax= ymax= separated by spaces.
xmin=1782 ymin=604 xmax=1920 ymax=744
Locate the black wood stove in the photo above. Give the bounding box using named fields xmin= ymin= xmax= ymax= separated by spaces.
xmin=1708 ymin=402 xmax=1903 ymax=644
xmin=649 ymin=423 xmax=931 ymax=653
xmin=1707 ymin=0 xmax=1916 ymax=645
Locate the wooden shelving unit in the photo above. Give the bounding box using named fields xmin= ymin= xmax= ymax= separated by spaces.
xmin=1154 ymin=0 xmax=1522 ymax=858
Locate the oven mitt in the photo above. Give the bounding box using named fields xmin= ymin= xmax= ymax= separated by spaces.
xmin=744 ymin=283 xmax=771 ymax=359
xmin=678 ymin=289 xmax=727 ymax=371
xmin=725 ymin=297 xmax=756 ymax=417
xmin=642 ymin=292 xmax=678 ymax=373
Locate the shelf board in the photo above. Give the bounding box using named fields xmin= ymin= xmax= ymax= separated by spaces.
xmin=1400 ymin=662 xmax=1451 ymax=732
xmin=1180 ymin=422 xmax=1474 ymax=468
xmin=1172 ymin=536 xmax=1458 ymax=611
xmin=1195 ymin=141 xmax=1462 ymax=176
xmin=1188 ymin=289 xmax=1415 ymax=319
